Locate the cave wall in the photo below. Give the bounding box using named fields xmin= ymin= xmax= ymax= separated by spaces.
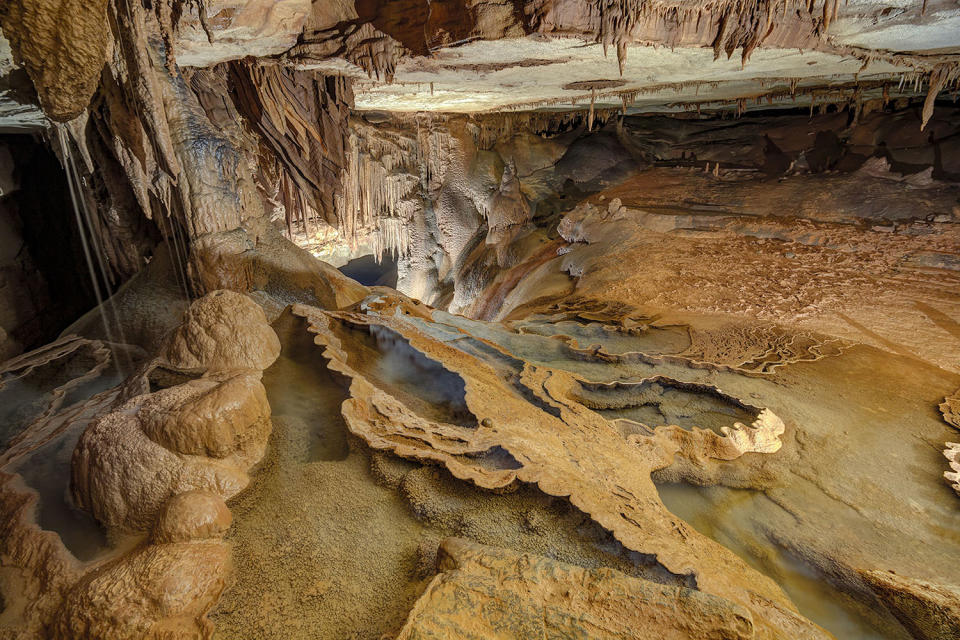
xmin=0 ymin=135 xmax=100 ymax=358
xmin=328 ymin=102 xmax=960 ymax=316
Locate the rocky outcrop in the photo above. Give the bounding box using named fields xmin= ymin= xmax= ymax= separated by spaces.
xmin=71 ymin=407 xmax=252 ymax=532
xmin=293 ymin=294 xmax=830 ymax=638
xmin=174 ymin=0 xmax=311 ymax=67
xmin=481 ymin=143 xmax=960 ymax=372
xmin=152 ymin=489 xmax=232 ymax=544
xmin=398 ymin=537 xmax=755 ymax=640
xmin=0 ymin=0 xmax=110 ymax=121
xmin=73 ymin=290 xmax=278 ymax=534
xmin=41 ymin=290 xmax=279 ymax=637
xmin=944 ymin=442 xmax=960 ymax=497
xmin=942 ymin=389 xmax=960 ymax=430
xmin=861 ymin=570 xmax=960 ymax=640
xmin=0 ymin=472 xmax=83 ymax=638
xmin=0 ymin=33 xmax=45 ymax=130
xmin=162 ymin=290 xmax=281 ymax=373
xmin=139 ymin=372 xmax=270 ymax=459
xmin=53 ymin=540 xmax=231 ymax=640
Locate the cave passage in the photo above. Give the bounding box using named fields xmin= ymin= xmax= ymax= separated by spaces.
xmin=1 ymin=3 xmax=959 ymax=640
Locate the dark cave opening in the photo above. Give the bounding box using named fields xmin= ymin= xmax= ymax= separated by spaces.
xmin=338 ymin=252 xmax=399 ymax=287
xmin=0 ymin=134 xmax=100 ymax=352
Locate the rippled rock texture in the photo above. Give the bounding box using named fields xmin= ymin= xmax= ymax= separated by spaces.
xmin=292 ymin=293 xmax=835 ymax=638
xmin=399 ymin=537 xmax=756 ymax=639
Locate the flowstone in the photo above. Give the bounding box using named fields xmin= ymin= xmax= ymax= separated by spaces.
xmin=293 ymin=292 xmax=830 ymax=639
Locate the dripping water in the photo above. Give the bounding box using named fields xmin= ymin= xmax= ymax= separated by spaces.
xmin=55 ymin=125 xmax=133 ymax=376
xmin=152 ymin=179 xmax=192 ymax=304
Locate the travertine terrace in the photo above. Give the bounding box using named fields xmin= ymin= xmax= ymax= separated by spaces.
xmin=0 ymin=2 xmax=959 ymax=639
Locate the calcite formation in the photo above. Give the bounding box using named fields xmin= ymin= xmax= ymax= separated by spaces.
xmin=0 ymin=290 xmax=280 ymax=638
xmin=1 ymin=1 xmax=959 ymax=638
xmin=945 ymin=443 xmax=960 ymax=497
xmin=941 ymin=389 xmax=960 ymax=430
xmin=293 ymin=294 xmax=831 ymax=638
xmin=139 ymin=372 xmax=270 ymax=459
xmin=162 ymin=290 xmax=281 ymax=373
xmin=152 ymin=489 xmax=232 ymax=543
xmin=0 ymin=0 xmax=110 ymax=121
xmin=6 ymin=290 xmax=280 ymax=638
xmin=74 ymin=290 xmax=278 ymax=534
xmin=174 ymin=0 xmax=311 ymax=67
xmin=398 ymin=537 xmax=756 ymax=639
xmin=52 ymin=541 xmax=231 ymax=639
xmin=860 ymin=570 xmax=960 ymax=640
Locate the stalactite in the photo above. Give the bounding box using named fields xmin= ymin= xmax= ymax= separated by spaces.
xmin=336 ymin=121 xmax=422 ymax=259
xmin=922 ymin=63 xmax=959 ymax=131
xmin=589 ymin=89 xmax=596 ymax=131
xmin=224 ymin=61 xmax=354 ymax=227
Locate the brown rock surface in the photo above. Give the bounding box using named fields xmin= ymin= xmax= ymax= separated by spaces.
xmin=493 ymin=172 xmax=960 ymax=373
xmin=72 ymin=291 xmax=279 ymax=533
xmin=71 ymin=408 xmax=250 ymax=533
xmin=162 ymin=290 xmax=281 ymax=373
xmin=294 ymin=297 xmax=831 ymax=638
xmin=0 ymin=473 xmax=83 ymax=638
xmin=942 ymin=389 xmax=960 ymax=430
xmin=398 ymin=537 xmax=755 ymax=640
xmin=139 ymin=372 xmax=271 ymax=459
xmin=174 ymin=0 xmax=311 ymax=67
xmin=54 ymin=541 xmax=230 ymax=640
xmin=153 ymin=490 xmax=232 ymax=543
xmin=861 ymin=570 xmax=960 ymax=640
xmin=0 ymin=0 xmax=110 ymax=121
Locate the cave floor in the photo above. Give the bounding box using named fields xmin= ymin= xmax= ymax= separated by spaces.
xmin=208 ymin=302 xmax=960 ymax=640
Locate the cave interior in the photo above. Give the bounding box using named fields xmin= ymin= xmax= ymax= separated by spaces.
xmin=0 ymin=1 xmax=959 ymax=639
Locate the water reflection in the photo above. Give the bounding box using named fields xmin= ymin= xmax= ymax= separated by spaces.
xmin=656 ymin=483 xmax=904 ymax=640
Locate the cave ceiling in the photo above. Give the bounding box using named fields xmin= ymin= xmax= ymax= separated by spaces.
xmin=2 ymin=0 xmax=960 ymax=129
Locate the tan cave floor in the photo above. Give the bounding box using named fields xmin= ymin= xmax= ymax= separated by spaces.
xmin=204 ymin=301 xmax=960 ymax=640
xmin=210 ymin=312 xmax=687 ymax=639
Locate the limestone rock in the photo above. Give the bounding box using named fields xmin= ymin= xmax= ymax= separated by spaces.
xmin=294 ymin=298 xmax=830 ymax=639
xmin=944 ymin=443 xmax=960 ymax=497
xmin=174 ymin=0 xmax=311 ymax=67
xmin=941 ymin=389 xmax=960 ymax=430
xmin=139 ymin=372 xmax=271 ymax=459
xmin=718 ymin=408 xmax=786 ymax=457
xmin=54 ymin=541 xmax=230 ymax=640
xmin=163 ymin=290 xmax=280 ymax=373
xmin=861 ymin=570 xmax=960 ymax=640
xmin=398 ymin=537 xmax=755 ymax=640
xmin=0 ymin=0 xmax=110 ymax=121
xmin=153 ymin=490 xmax=232 ymax=543
xmin=71 ymin=409 xmax=250 ymax=533
xmin=0 ymin=472 xmax=83 ymax=637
